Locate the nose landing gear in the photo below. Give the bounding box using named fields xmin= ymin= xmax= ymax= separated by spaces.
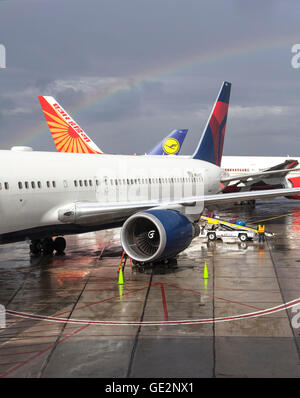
xmin=30 ymin=236 xmax=66 ymax=256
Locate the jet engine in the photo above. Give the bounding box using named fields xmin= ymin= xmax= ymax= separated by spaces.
xmin=121 ymin=209 xmax=200 ymax=263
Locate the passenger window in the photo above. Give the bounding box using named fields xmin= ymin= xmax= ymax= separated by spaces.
xmin=89 ymin=180 xmax=93 ymax=186
xmin=46 ymin=181 xmax=50 ymax=188
xmin=52 ymin=181 xmax=56 ymax=188
xmin=31 ymin=181 xmax=35 ymax=189
xmin=37 ymin=181 xmax=42 ymax=189
xmin=79 ymin=180 xmax=83 ymax=187
xmin=18 ymin=182 xmax=23 ymax=189
xmin=84 ymin=180 xmax=88 ymax=187
xmin=74 ymin=180 xmax=78 ymax=187
xmin=4 ymin=182 xmax=9 ymax=190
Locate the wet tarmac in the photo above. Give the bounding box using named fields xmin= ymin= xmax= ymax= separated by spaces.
xmin=0 ymin=198 xmax=300 ymax=378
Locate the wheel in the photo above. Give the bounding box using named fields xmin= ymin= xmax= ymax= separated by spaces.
xmin=53 ymin=237 xmax=66 ymax=254
xmin=239 ymin=233 xmax=247 ymax=242
xmin=30 ymin=239 xmax=41 ymax=255
xmin=41 ymin=237 xmax=55 ymax=255
xmin=207 ymin=232 xmax=216 ymax=241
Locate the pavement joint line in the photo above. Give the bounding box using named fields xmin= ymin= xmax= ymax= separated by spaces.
xmin=0 ymin=324 xmax=89 ymax=378
xmin=126 ymin=271 xmax=153 ymax=378
xmin=266 ymin=238 xmax=300 ymax=361
xmin=212 ymin=250 xmax=216 ymax=378
xmin=162 ymin=282 xmax=263 ymax=311
xmin=36 ymin=245 xmax=107 ymax=378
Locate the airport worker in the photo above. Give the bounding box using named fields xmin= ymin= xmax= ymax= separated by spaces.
xmin=258 ymin=224 xmax=265 ymax=242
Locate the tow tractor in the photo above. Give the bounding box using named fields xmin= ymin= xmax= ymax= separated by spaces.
xmin=199 ymin=215 xmax=273 ymax=242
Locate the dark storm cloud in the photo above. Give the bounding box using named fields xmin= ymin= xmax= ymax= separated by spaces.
xmin=0 ymin=0 xmax=300 ymax=155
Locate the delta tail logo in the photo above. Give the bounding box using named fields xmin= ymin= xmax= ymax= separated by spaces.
xmin=38 ymin=96 xmax=103 ymax=154
xmin=193 ymin=81 xmax=231 ymax=166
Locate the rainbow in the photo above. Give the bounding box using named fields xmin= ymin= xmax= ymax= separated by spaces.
xmin=8 ymin=35 xmax=296 ymax=148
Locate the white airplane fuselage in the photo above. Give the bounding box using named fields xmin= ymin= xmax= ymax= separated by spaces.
xmin=222 ymin=156 xmax=300 ymax=178
xmin=0 ymin=150 xmax=222 ymax=243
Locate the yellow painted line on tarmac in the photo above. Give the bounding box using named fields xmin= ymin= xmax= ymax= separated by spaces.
xmin=254 ymin=212 xmax=293 ymax=224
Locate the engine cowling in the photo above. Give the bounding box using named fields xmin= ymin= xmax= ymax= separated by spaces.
xmin=121 ymin=209 xmax=200 ymax=263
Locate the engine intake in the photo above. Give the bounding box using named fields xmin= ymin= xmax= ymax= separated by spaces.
xmin=121 ymin=209 xmax=199 ymax=263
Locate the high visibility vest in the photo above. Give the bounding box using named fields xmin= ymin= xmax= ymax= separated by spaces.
xmin=258 ymin=225 xmax=265 ymax=233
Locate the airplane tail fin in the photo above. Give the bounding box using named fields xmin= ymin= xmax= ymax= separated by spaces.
xmin=38 ymin=96 xmax=103 ymax=154
xmin=192 ymin=81 xmax=231 ymax=166
xmin=147 ymin=129 xmax=188 ymax=155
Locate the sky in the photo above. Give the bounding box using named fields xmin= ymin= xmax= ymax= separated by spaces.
xmin=0 ymin=0 xmax=299 ymax=156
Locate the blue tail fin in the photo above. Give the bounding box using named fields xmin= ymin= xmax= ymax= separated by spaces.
xmin=147 ymin=129 xmax=188 ymax=155
xmin=192 ymin=81 xmax=231 ymax=166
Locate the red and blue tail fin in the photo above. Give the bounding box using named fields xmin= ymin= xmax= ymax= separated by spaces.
xmin=192 ymin=81 xmax=231 ymax=166
xmin=147 ymin=129 xmax=188 ymax=155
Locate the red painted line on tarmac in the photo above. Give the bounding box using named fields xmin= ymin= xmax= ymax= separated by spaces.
xmin=0 ymin=325 xmax=78 ymax=333
xmin=0 ymin=342 xmax=55 ymax=350
xmin=160 ymin=284 xmax=168 ymax=321
xmin=53 ymin=285 xmax=150 ymax=317
xmin=6 ymin=297 xmax=300 ymax=326
xmin=163 ymin=282 xmax=262 ymax=311
xmin=0 ymin=361 xmax=22 ymax=366
xmin=0 ymin=324 xmax=89 ymax=378
xmin=0 ymin=333 xmax=74 ymax=341
xmin=0 ymin=350 xmax=42 ymax=357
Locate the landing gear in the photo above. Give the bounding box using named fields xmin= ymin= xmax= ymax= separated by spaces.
xmin=41 ymin=237 xmax=55 ymax=255
xmin=240 ymin=199 xmax=256 ymax=207
xmin=53 ymin=237 xmax=66 ymax=255
xmin=29 ymin=236 xmax=66 ymax=256
xmin=29 ymin=239 xmax=42 ymax=255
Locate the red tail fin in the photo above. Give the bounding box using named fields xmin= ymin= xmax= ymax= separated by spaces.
xmin=38 ymin=96 xmax=103 ymax=154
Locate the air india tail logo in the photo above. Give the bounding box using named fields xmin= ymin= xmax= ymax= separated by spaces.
xmin=39 ymin=97 xmax=101 ymax=154
xmin=162 ymin=138 xmax=180 ymax=155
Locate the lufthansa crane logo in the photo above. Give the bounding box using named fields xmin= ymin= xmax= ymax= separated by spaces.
xmin=162 ymin=138 xmax=180 ymax=155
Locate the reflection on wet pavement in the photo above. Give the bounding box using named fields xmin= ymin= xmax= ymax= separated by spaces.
xmin=0 ymin=198 xmax=300 ymax=377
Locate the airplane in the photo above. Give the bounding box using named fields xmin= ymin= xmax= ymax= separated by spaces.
xmin=39 ymin=94 xmax=300 ymax=202
xmin=38 ymin=96 xmax=188 ymax=156
xmin=221 ymin=156 xmax=300 ymax=199
xmin=2 ymin=81 xmax=300 ymax=265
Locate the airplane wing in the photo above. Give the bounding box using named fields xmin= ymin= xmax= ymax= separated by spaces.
xmin=221 ymin=167 xmax=300 ymax=184
xmin=57 ymin=187 xmax=300 ymax=225
xmin=263 ymin=159 xmax=298 ymax=172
